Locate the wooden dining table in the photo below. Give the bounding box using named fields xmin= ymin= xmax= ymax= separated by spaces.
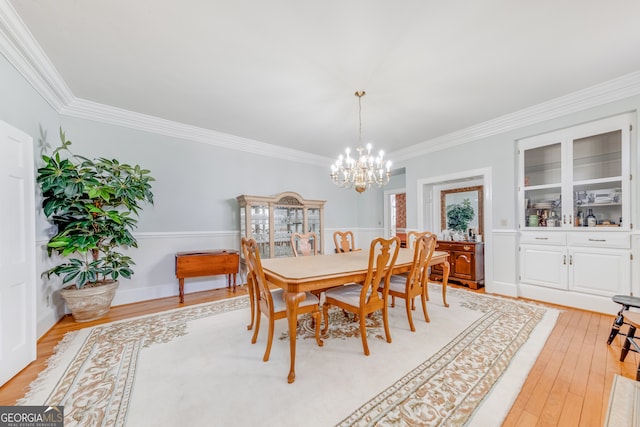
xmin=260 ymin=247 xmax=450 ymax=383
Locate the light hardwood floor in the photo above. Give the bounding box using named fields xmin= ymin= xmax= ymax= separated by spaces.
xmin=1 ymin=284 xmax=637 ymax=426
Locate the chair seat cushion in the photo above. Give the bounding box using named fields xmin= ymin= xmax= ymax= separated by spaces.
xmin=388 ymin=275 xmax=408 ymax=294
xmin=325 ymin=284 xmax=372 ymax=306
xmin=271 ymin=288 xmax=320 ymax=313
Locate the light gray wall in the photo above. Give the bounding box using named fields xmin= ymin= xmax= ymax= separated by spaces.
xmin=57 ymin=116 xmax=359 ymax=233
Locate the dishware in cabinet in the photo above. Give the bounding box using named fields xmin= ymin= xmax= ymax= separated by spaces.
xmin=518 ymin=113 xmax=632 ymax=230
xmin=237 ymin=192 xmax=326 ymax=259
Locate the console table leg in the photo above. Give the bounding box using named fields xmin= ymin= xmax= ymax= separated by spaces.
xmin=179 ymin=278 xmax=185 ymax=303
xmin=441 ymin=261 xmax=450 ymax=308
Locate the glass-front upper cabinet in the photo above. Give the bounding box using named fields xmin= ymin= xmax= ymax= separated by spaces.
xmin=518 ymin=113 xmax=632 ymax=230
xmin=237 ymin=192 xmax=326 ymax=258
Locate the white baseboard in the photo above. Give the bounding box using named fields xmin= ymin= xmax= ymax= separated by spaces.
xmin=486 ymin=280 xmax=518 ymax=298
xmin=112 ymin=276 xmax=235 ymax=306
xmin=518 ymin=283 xmax=619 ymax=314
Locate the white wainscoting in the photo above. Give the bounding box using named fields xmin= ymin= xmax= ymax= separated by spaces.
xmin=36 ymin=231 xmax=240 ymax=337
xmin=489 ymin=230 xmax=518 ymax=297
xmin=632 ymin=232 xmax=640 ymax=297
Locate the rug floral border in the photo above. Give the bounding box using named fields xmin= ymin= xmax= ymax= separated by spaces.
xmin=337 ymin=288 xmax=547 ymax=426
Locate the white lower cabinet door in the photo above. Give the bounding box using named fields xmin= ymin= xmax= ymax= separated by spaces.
xmin=520 ymin=244 xmax=568 ymax=290
xmin=568 ymin=247 xmax=630 ymax=296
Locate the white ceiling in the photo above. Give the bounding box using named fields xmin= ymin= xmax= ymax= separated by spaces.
xmin=8 ymin=0 xmax=640 ymax=160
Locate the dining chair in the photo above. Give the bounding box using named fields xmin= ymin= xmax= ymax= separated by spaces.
xmin=243 ymin=237 xmax=324 ymax=362
xmin=241 ymin=237 xmax=258 ymax=331
xmin=385 ymin=233 xmax=437 ymax=332
xmin=333 ymin=230 xmax=360 ymax=253
xmin=389 ymin=230 xmax=433 ymax=306
xmin=291 ymin=232 xmax=318 ymax=257
xmin=322 ymin=236 xmax=400 ymax=356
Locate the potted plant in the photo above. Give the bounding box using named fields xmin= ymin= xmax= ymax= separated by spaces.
xmin=446 ymin=198 xmax=475 ymax=234
xmin=38 ymin=129 xmax=154 ymax=322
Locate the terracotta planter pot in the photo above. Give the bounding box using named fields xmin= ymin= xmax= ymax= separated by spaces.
xmin=59 ymin=281 xmax=119 ymax=322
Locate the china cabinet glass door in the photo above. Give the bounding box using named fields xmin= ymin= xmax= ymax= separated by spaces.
xmin=522 ymin=141 xmax=563 ymax=228
xmin=273 ymin=205 xmax=303 ymax=258
xmin=251 ymin=204 xmax=270 ymax=258
xmin=520 ymin=113 xmax=630 ymax=230
xmin=570 ymin=129 xmax=624 ymax=228
xmin=306 ymin=207 xmax=321 ymax=253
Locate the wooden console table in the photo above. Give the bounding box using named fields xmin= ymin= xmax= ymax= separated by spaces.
xmin=430 ymin=240 xmax=484 ymax=289
xmin=175 ymin=250 xmax=240 ymax=303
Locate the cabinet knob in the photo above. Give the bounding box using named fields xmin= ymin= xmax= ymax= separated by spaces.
xmin=463 ymin=245 xmax=471 ymax=250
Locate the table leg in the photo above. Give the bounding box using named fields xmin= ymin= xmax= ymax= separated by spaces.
xmin=441 ymin=260 xmax=450 ymax=308
xmin=179 ymin=278 xmax=185 ymax=303
xmin=233 ymin=273 xmax=237 ymax=292
xmin=285 ymin=290 xmax=306 ymax=384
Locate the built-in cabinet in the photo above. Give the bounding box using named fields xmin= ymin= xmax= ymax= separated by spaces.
xmin=519 ymin=231 xmax=630 ymax=297
xmin=237 ymin=191 xmax=325 ymax=259
xmin=518 ymin=113 xmax=634 ymax=301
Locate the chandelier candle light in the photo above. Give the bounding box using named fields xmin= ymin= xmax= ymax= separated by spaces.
xmin=330 ymin=91 xmax=392 ymax=193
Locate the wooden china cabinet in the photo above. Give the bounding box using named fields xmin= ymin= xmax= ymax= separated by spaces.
xmin=430 ymin=240 xmax=484 ymax=289
xmin=237 ymin=191 xmax=326 ymax=259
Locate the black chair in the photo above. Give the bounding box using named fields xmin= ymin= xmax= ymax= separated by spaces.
xmin=618 ymin=311 xmax=640 ymax=380
xmin=607 ymin=294 xmax=640 ymax=345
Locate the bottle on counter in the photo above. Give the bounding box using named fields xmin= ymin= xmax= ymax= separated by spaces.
xmin=575 ymin=211 xmax=582 ymax=227
xmin=587 ymin=209 xmax=597 ymax=227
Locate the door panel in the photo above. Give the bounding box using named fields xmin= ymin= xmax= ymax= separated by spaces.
xmin=0 ymin=121 xmax=36 ymax=386
xmin=569 ymin=247 xmax=630 ymax=296
xmin=520 ymin=245 xmax=567 ymax=290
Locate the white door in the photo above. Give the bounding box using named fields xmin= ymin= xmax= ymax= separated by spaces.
xmin=520 ymin=244 xmax=568 ymax=290
xmin=569 ymin=247 xmax=631 ymax=297
xmin=0 ymin=121 xmax=36 ymax=386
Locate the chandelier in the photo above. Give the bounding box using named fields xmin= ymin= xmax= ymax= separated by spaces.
xmin=330 ymin=91 xmax=391 ymax=193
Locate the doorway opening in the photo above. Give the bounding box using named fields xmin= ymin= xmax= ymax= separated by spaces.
xmin=384 ymin=188 xmax=406 ymax=246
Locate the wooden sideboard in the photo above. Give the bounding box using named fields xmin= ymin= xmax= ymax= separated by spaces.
xmin=430 ymin=240 xmax=484 ymax=289
xmin=175 ymin=250 xmax=240 ymax=303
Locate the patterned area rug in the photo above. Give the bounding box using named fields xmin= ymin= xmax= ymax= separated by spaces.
xmin=19 ymin=285 xmax=558 ymax=426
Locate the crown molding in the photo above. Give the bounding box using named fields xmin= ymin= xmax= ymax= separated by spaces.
xmin=61 ymin=98 xmax=332 ymax=165
xmin=391 ymin=71 xmax=640 ymax=162
xmin=1 ymin=0 xmax=638 ymax=167
xmin=0 ymin=0 xmax=73 ymax=110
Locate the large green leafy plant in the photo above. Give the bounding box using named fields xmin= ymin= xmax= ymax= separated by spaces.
xmin=446 ymin=198 xmax=475 ymax=232
xmin=38 ymin=129 xmax=154 ymax=288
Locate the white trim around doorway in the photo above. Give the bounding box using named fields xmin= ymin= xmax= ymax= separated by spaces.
xmin=416 ymin=167 xmax=494 ymax=293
